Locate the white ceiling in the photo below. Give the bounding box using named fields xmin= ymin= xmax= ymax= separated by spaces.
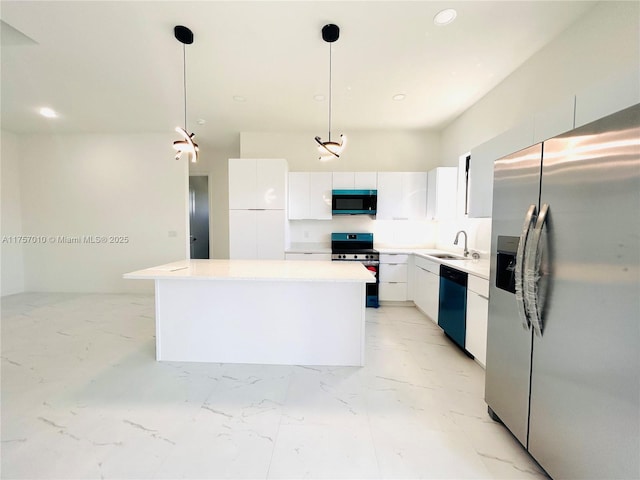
xmin=1 ymin=1 xmax=597 ymax=150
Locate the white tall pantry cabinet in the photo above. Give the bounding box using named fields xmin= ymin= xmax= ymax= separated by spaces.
xmin=229 ymin=158 xmax=287 ymax=259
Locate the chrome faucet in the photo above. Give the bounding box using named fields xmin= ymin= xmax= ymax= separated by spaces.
xmin=454 ymin=230 xmax=469 ymax=257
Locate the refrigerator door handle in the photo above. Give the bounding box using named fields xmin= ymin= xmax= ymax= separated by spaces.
xmin=515 ymin=204 xmax=537 ymax=329
xmin=525 ymin=203 xmax=549 ymax=336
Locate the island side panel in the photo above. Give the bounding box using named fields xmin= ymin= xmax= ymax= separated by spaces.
xmin=155 ymin=278 xmax=366 ymax=366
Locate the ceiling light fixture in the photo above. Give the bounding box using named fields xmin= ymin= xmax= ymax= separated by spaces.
xmin=173 ymin=25 xmax=198 ymax=163
xmin=39 ymin=107 xmax=58 ymax=118
xmin=434 ymin=8 xmax=457 ymax=26
xmin=315 ymin=24 xmax=346 ymax=161
xmin=392 ymin=94 xmax=406 ymax=101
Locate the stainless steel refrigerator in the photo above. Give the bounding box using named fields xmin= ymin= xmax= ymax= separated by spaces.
xmin=485 ymin=104 xmax=639 ymax=479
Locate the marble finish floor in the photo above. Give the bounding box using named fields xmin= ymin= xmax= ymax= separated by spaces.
xmin=1 ymin=293 xmax=547 ymax=479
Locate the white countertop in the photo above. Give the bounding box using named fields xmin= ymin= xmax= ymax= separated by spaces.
xmin=124 ymin=259 xmax=375 ymax=283
xmin=286 ymin=243 xmax=332 ymax=254
xmin=285 ymin=244 xmax=490 ymax=280
xmin=409 ymin=249 xmax=489 ymax=280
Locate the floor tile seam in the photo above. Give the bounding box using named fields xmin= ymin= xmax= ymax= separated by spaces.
xmin=362 ymin=391 xmax=383 ymax=480
xmin=383 ymin=307 xmax=432 ymax=373
xmin=365 ymin=307 xmax=397 ymax=478
xmin=264 ymin=368 xmax=295 ymax=480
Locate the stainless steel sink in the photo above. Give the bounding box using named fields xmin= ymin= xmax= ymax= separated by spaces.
xmin=428 ymin=253 xmax=466 ymax=260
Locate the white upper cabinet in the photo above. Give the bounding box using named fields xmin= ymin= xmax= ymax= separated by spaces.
xmin=354 ymin=172 xmax=377 ymax=189
xmin=377 ymin=172 xmax=427 ymax=220
xmin=464 ymin=70 xmax=639 ymax=219
xmin=376 ymin=173 xmax=403 ymax=219
xmin=228 ymin=159 xmax=256 ymax=210
xmin=332 ymin=172 xmax=377 ymax=189
xmin=229 ymin=158 xmax=287 ymax=210
xmin=533 ymin=96 xmax=576 ymax=143
xmin=575 ymin=69 xmax=640 ymax=128
xmin=288 ymin=172 xmax=332 ymax=220
xmin=256 ymin=159 xmax=287 ymax=209
xmin=468 ymin=117 xmax=535 ymax=218
xmin=426 ymin=167 xmax=457 ymax=220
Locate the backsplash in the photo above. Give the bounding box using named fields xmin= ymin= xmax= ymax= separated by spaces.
xmin=288 ymin=217 xmax=437 ymax=248
xmin=435 ymin=217 xmax=492 ymax=257
xmin=287 ymin=216 xmax=491 ymax=253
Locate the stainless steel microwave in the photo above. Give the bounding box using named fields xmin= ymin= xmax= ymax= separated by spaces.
xmin=332 ymin=189 xmax=377 ymax=215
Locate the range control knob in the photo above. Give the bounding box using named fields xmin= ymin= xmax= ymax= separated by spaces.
xmin=354 ymin=255 xmax=358 ymax=259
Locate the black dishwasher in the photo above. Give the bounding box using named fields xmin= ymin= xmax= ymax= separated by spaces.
xmin=438 ymin=264 xmax=468 ymax=352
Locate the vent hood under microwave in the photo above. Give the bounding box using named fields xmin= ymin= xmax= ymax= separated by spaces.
xmin=332 ymin=189 xmax=377 ymax=215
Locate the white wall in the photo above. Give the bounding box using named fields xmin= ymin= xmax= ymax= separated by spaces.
xmin=1 ymin=131 xmax=26 ymax=296
xmin=17 ymin=133 xmax=188 ymax=293
xmin=188 ymin=138 xmax=239 ymax=259
xmin=440 ymin=1 xmax=640 ymax=166
xmin=241 ymin=130 xmax=440 ymax=172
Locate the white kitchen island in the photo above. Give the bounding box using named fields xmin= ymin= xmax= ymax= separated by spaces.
xmin=123 ymin=259 xmax=375 ymax=366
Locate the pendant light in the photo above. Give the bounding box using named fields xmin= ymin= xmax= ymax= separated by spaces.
xmin=315 ymin=24 xmax=346 ymax=161
xmin=173 ymin=25 xmax=199 ymax=163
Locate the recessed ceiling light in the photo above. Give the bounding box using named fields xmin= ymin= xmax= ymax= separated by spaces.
xmin=39 ymin=107 xmax=58 ymax=118
xmin=233 ymin=95 xmax=246 ymax=103
xmin=196 ymin=119 xmax=206 ymax=125
xmin=314 ymin=94 xmax=325 ymax=102
xmin=434 ymin=8 xmax=457 ymax=26
xmin=392 ymin=94 xmax=406 ymax=101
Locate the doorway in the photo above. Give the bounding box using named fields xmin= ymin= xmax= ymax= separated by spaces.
xmin=189 ymin=175 xmax=210 ymax=259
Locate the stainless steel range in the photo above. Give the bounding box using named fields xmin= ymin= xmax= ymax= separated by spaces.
xmin=331 ymin=233 xmax=379 ymax=308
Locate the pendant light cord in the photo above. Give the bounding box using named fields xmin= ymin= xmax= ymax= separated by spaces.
xmin=328 ymin=43 xmax=332 ymax=142
xmin=183 ymin=43 xmax=187 ymax=131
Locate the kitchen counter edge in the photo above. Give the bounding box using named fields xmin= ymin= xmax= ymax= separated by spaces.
xmin=377 ymin=248 xmax=490 ymax=280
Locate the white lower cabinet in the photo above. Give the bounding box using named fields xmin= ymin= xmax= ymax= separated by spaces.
xmin=465 ymin=274 xmax=489 ymax=367
xmin=413 ymin=256 xmax=439 ymax=324
xmin=284 ymin=253 xmax=331 ymax=261
xmin=229 ymin=209 xmax=285 ymax=260
xmin=379 ymin=254 xmax=409 ymax=301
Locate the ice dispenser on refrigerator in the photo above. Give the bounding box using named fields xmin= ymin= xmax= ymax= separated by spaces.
xmin=495 ymin=236 xmax=518 ymax=294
